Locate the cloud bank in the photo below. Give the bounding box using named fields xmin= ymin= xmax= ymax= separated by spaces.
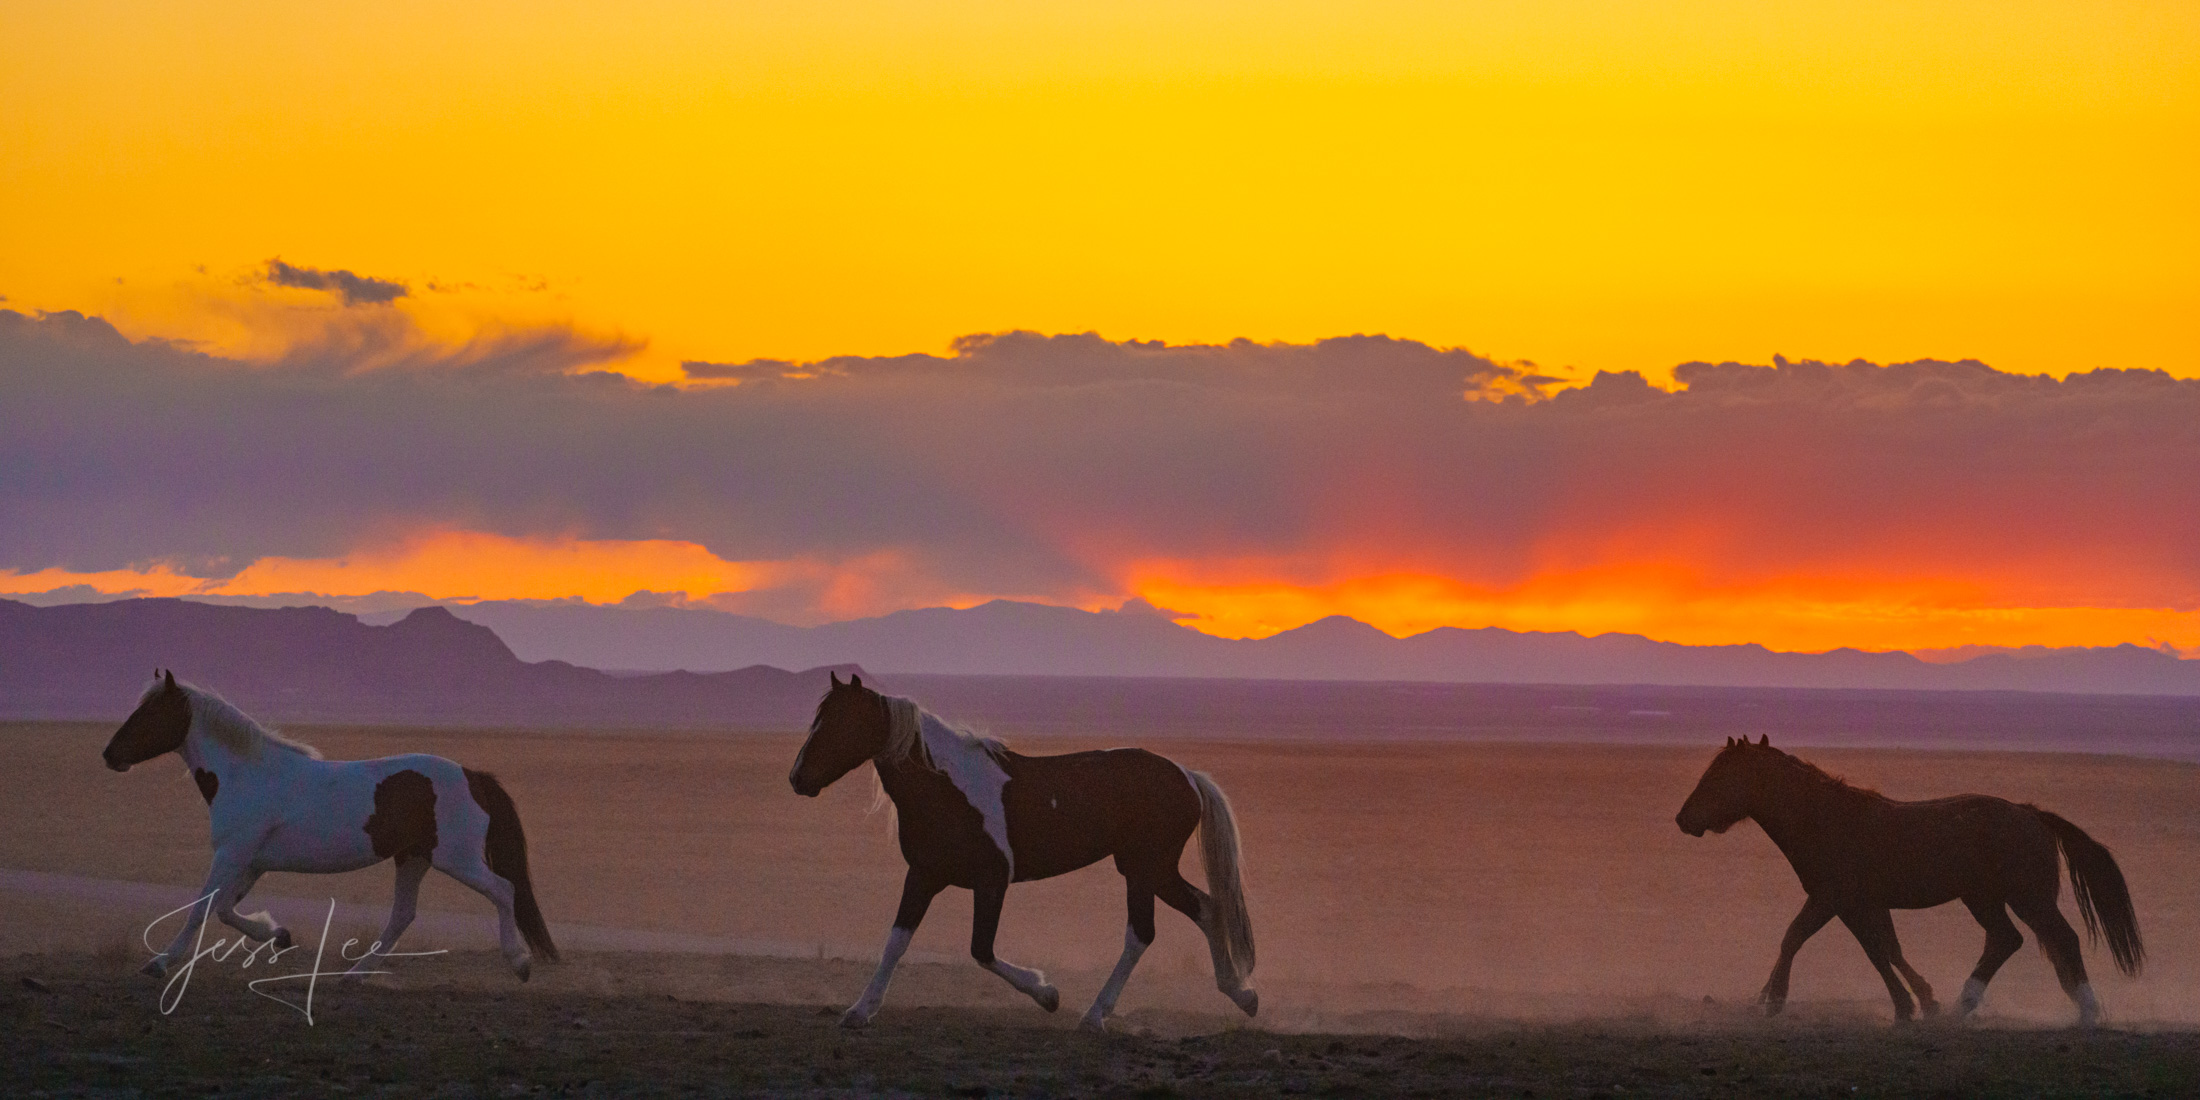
xmin=2 ymin=309 xmax=2194 ymax=642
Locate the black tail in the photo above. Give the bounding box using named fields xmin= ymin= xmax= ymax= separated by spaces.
xmin=2039 ymin=809 xmax=2142 ymax=976
xmin=465 ymin=768 xmax=559 ymax=962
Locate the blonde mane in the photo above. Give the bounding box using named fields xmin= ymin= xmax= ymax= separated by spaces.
xmin=150 ymin=678 xmax=321 ymax=761
xmin=878 ymin=696 xmax=1008 ymax=768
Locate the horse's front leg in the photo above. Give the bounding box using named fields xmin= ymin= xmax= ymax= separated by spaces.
xmin=1890 ymin=945 xmax=1939 ymax=1017
xmin=1759 ymin=895 xmax=1834 ymax=1016
xmin=970 ymin=872 xmax=1058 ymax=1014
xmin=841 ymin=867 xmax=945 ymax=1028
xmin=146 ymin=852 xmax=255 ymax=978
xmin=210 ymin=868 xmax=289 ymax=950
xmin=1840 ymin=907 xmax=1919 ymax=1021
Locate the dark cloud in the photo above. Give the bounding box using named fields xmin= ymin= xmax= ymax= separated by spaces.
xmin=3 ymin=309 xmax=2195 ymax=615
xmin=264 ymin=258 xmax=409 ymax=305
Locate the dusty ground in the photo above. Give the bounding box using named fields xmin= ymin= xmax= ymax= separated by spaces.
xmin=9 ymin=949 xmax=2200 ymax=1099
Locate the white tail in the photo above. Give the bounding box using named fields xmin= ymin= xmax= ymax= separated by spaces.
xmin=1189 ymin=769 xmax=1255 ymax=984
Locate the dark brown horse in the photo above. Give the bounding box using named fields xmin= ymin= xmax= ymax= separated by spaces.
xmin=1676 ymin=735 xmax=2141 ymax=1025
xmin=789 ymin=673 xmax=1258 ymax=1031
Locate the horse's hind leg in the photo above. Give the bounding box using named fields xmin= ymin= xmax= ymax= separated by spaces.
xmin=1082 ymin=879 xmax=1157 ymax=1033
xmin=1839 ymin=908 xmax=1918 ymax=1021
xmin=1760 ymin=895 xmax=1834 ymax=1016
xmin=842 ymin=867 xmax=944 ymax=1028
xmin=1957 ymin=896 xmax=2023 ymax=1017
xmin=343 ymin=856 xmax=430 ymax=980
xmin=969 ymin=873 xmax=1060 ymax=1014
xmin=2011 ymin=894 xmax=2098 ymax=1026
xmin=435 ymin=851 xmax=531 ymax=980
xmin=1158 ymin=872 xmax=1258 ymax=1016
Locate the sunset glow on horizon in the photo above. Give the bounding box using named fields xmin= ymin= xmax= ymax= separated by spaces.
xmin=5 ymin=524 xmax=2196 ymax=656
xmin=3 ymin=2 xmax=2194 ymax=657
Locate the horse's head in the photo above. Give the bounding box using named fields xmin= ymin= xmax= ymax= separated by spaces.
xmin=1675 ymin=734 xmax=1775 ymax=837
xmin=789 ymin=671 xmax=889 ymax=797
xmin=104 ymin=670 xmax=191 ymax=772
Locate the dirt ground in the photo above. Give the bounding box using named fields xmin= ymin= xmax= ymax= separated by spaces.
xmin=9 ymin=949 xmax=2200 ymax=1099
xmin=9 ymin=720 xmax=2200 ymax=1095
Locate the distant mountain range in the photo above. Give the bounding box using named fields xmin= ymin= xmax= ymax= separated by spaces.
xmin=7 ymin=598 xmax=2198 ymax=753
xmin=0 ymin=598 xmax=856 ymax=727
xmin=408 ymin=597 xmax=2200 ymax=696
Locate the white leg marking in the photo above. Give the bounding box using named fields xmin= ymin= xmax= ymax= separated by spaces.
xmin=1957 ymin=977 xmax=1987 ymax=1016
xmin=842 ymin=926 xmax=912 ymax=1028
xmin=985 ymin=957 xmax=1060 ymax=1012
xmin=2076 ymin=983 xmax=2100 ymax=1028
xmin=1081 ymin=924 xmax=1149 ymax=1032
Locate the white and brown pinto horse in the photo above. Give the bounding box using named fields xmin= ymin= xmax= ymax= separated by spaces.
xmin=790 ymin=673 xmax=1259 ymax=1032
xmin=102 ymin=672 xmax=558 ymax=980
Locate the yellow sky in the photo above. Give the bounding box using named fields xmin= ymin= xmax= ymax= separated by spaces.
xmin=3 ymin=0 xmax=2194 ymax=381
xmin=3 ymin=2 xmax=2196 ymax=652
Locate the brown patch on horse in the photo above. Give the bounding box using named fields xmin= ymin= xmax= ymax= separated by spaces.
xmin=364 ymin=770 xmax=439 ymax=861
xmin=193 ymin=768 xmax=218 ymax=805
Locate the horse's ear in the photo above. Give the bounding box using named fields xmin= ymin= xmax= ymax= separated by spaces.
xmin=830 ymin=671 xmax=842 ymax=688
xmin=1725 ymin=736 xmax=1734 ymax=746
xmin=163 ymin=669 xmax=176 ymax=690
xmin=850 ymin=673 xmax=863 ymax=689
xmin=1758 ymin=734 xmax=1769 ymax=746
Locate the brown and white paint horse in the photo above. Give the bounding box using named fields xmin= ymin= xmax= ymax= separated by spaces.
xmin=103 ymin=672 xmax=558 ymax=981
xmin=790 ymin=673 xmax=1259 ymax=1031
xmin=1677 ymin=735 xmax=2142 ymax=1026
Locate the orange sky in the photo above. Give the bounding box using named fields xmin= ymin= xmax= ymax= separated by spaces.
xmin=2 ymin=2 xmax=2194 ymax=654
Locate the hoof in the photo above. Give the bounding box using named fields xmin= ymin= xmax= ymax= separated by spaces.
xmin=1919 ymin=1000 xmax=1941 ymax=1019
xmin=1034 ymin=983 xmax=1060 ymax=1013
xmin=839 ymin=1005 xmax=876 ymax=1029
xmin=1231 ymin=988 xmax=1259 ymax=1017
xmin=514 ymin=957 xmax=532 ymax=983
xmin=272 ymin=929 xmax=294 ymax=951
xmin=139 ymin=957 xmax=169 ymax=979
xmin=1078 ymin=1012 xmax=1109 ymax=1034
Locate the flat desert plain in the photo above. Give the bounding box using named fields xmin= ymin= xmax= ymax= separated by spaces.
xmin=7 ymin=719 xmax=2200 ymax=1097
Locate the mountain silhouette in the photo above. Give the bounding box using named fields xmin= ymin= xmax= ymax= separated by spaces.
xmin=8 ymin=598 xmax=2197 ymax=753
xmin=0 ymin=598 xmax=857 ymax=727
xmin=426 ymin=598 xmax=2200 ymax=696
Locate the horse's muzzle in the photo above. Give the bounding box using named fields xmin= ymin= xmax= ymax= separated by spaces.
xmin=104 ymin=754 xmax=129 ymax=773
xmin=1675 ymin=813 xmax=1706 ymax=838
xmin=790 ymin=776 xmax=820 ymax=798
